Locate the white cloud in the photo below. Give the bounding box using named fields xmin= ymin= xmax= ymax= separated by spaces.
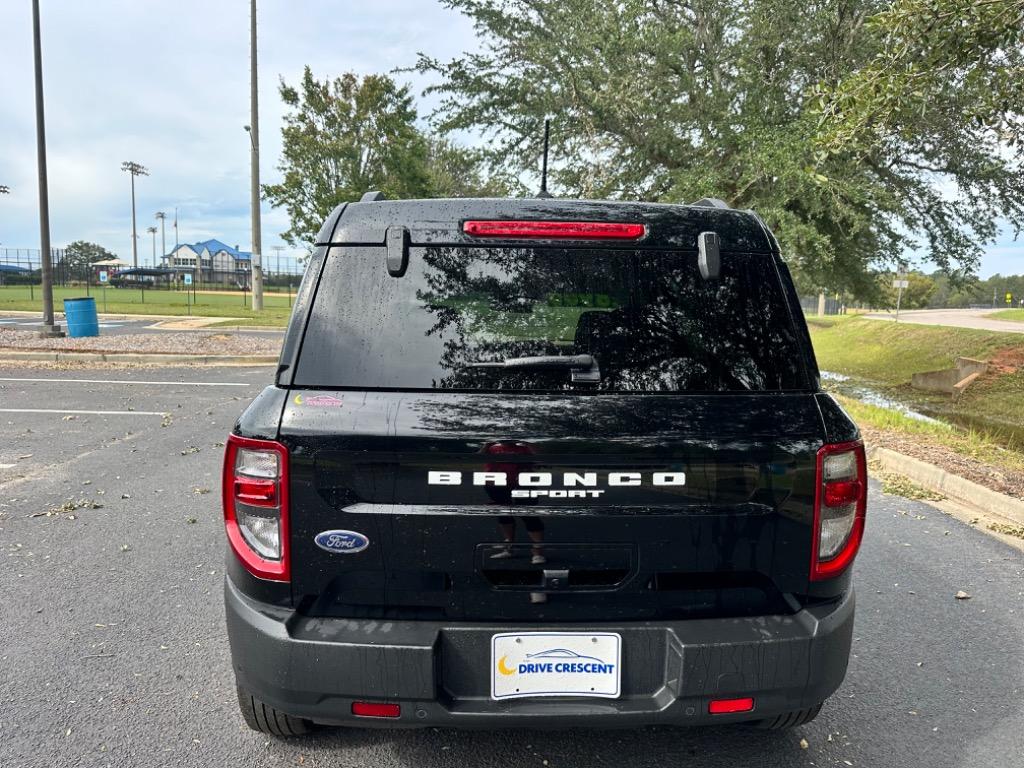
xmin=0 ymin=0 xmax=477 ymax=267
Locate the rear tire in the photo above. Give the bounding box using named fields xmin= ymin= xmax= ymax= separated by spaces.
xmin=750 ymin=702 xmax=823 ymax=730
xmin=236 ymin=685 xmax=313 ymax=737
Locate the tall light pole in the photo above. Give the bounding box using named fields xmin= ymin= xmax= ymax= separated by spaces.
xmin=31 ymin=0 xmax=61 ymax=336
xmin=155 ymin=211 xmax=167 ymax=266
xmin=246 ymin=0 xmax=264 ymax=310
xmin=121 ymin=161 xmax=148 ymax=268
xmin=272 ymin=245 xmax=284 ymax=279
xmin=146 ymin=226 xmax=157 ymax=267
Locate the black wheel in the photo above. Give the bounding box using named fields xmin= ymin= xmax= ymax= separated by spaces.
xmin=236 ymin=685 xmax=313 ymax=737
xmin=750 ymin=702 xmax=823 ymax=730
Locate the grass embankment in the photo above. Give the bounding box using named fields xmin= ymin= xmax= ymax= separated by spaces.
xmin=808 ymin=315 xmax=1024 ymax=468
xmin=834 ymin=394 xmax=1024 ymax=477
xmin=990 ymin=309 xmax=1024 ymax=323
xmin=0 ymin=285 xmax=292 ymax=326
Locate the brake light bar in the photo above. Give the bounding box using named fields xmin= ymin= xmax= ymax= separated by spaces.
xmin=463 ymin=220 xmax=646 ymax=240
xmin=811 ymin=440 xmax=867 ymax=581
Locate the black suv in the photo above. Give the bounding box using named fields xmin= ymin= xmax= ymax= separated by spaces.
xmin=223 ymin=196 xmax=866 ymax=735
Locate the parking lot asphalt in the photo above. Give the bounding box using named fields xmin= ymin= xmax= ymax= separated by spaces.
xmin=0 ymin=316 xmax=284 ymax=338
xmin=0 ymin=316 xmax=155 ymax=336
xmin=1 ymin=365 xmax=1022 ymax=768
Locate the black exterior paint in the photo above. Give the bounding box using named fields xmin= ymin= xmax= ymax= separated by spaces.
xmin=226 ymin=197 xmax=861 ymax=728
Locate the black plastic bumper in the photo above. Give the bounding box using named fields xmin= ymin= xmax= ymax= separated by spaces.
xmin=225 ymin=577 xmax=854 ymax=728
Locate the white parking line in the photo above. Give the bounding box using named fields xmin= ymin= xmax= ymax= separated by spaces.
xmin=0 ymin=377 xmax=250 ymax=387
xmin=0 ymin=408 xmax=168 ymax=416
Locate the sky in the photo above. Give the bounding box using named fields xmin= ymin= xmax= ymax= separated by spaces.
xmin=0 ymin=1 xmax=1020 ymax=279
xmin=0 ymin=0 xmax=478 ymax=273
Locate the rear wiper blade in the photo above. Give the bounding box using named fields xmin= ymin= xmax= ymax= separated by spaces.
xmin=469 ymin=354 xmax=601 ymax=383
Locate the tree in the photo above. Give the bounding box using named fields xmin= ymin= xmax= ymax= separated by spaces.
xmin=60 ymin=241 xmax=116 ymax=281
xmin=263 ymin=69 xmax=507 ymax=247
xmin=876 ymin=271 xmax=937 ymax=309
xmin=415 ymin=0 xmax=1023 ymax=298
xmin=815 ymin=0 xmax=1024 ymax=153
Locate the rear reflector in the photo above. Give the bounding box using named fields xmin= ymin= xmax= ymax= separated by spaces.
xmin=463 ymin=220 xmax=646 ymax=240
xmin=709 ymin=697 xmax=755 ymax=714
xmin=351 ymin=702 xmax=401 ymax=718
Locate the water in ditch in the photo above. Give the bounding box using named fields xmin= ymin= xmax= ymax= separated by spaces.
xmin=821 ymin=371 xmax=1024 ymax=450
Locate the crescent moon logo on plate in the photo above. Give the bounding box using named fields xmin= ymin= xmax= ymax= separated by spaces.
xmin=497 ymin=655 xmax=516 ymax=676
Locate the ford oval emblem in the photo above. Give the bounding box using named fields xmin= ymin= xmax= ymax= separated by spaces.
xmin=314 ymin=530 xmax=370 ymax=554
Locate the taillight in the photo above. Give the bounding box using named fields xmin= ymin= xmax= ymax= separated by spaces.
xmin=462 ymin=220 xmax=646 ymax=240
xmin=811 ymin=440 xmax=867 ymax=581
xmin=223 ymin=434 xmax=289 ymax=581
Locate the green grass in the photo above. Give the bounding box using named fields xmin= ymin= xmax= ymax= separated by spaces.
xmin=834 ymin=394 xmax=1024 ymax=475
xmin=806 ymin=315 xmax=1023 ymax=385
xmin=0 ymin=285 xmax=292 ymax=326
xmin=811 ymin=316 xmax=1024 ymax=452
xmin=990 ymin=309 xmax=1024 ymax=323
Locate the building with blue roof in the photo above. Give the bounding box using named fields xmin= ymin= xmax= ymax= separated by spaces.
xmin=163 ymin=239 xmax=252 ymax=287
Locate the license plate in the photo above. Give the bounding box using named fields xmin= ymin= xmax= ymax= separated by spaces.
xmin=490 ymin=632 xmax=622 ymax=700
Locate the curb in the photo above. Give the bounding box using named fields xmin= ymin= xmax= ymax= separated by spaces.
xmin=0 ymin=350 xmax=278 ymax=366
xmin=868 ymin=445 xmax=1024 ymax=527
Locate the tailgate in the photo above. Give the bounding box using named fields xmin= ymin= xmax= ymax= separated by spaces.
xmin=280 ymin=390 xmax=824 ymax=621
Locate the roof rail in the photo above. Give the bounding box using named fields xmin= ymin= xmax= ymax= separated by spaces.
xmin=690 ymin=197 xmax=730 ymax=209
xmin=360 ymin=190 xmax=386 ymax=203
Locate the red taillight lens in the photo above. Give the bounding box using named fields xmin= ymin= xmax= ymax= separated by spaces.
xmin=811 ymin=441 xmax=867 ymax=581
xmin=351 ymin=702 xmax=401 ymax=718
xmin=709 ymin=697 xmax=755 ymax=714
xmin=222 ymin=434 xmax=289 ymax=582
xmin=823 ymin=479 xmax=861 ymax=508
xmin=463 ymin=220 xmax=646 ymax=240
xmin=234 ymin=477 xmax=277 ymax=506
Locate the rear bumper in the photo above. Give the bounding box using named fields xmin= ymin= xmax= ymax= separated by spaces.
xmin=225 ymin=577 xmax=854 ymax=728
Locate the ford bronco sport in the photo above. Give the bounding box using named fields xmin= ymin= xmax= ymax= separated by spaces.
xmin=223 ymin=195 xmax=866 ymax=735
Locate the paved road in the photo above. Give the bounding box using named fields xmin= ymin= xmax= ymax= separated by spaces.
xmin=1 ymin=366 xmax=1022 ymax=767
xmin=865 ymin=308 xmax=1024 ymax=334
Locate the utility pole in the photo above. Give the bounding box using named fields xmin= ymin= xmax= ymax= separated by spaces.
xmin=147 ymin=226 xmax=157 ymax=267
xmin=246 ymin=0 xmax=264 ymax=310
xmin=32 ymin=0 xmax=61 ymax=336
xmin=173 ymin=206 xmax=179 ymax=248
xmin=155 ymin=211 xmax=167 ymax=266
xmin=121 ymin=161 xmax=148 ymax=268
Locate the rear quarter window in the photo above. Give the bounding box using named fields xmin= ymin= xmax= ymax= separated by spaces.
xmin=293 ymin=246 xmax=810 ymax=392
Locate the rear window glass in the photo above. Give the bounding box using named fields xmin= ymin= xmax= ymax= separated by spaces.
xmin=294 ymin=246 xmax=808 ymax=392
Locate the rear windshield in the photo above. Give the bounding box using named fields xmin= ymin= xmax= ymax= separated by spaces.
xmin=293 ymin=246 xmax=809 ymax=392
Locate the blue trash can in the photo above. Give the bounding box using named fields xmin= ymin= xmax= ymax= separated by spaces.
xmin=63 ymin=297 xmax=99 ymax=338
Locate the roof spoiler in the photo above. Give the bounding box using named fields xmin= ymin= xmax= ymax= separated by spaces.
xmin=690 ymin=197 xmax=730 ymax=209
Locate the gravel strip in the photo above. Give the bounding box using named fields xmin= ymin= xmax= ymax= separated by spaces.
xmin=860 ymin=423 xmax=1024 ymax=500
xmin=0 ymin=328 xmax=281 ymax=356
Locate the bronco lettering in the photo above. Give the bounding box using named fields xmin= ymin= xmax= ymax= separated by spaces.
xmin=427 ymin=470 xmax=686 ymax=487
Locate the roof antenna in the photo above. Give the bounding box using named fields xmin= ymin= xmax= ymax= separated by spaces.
xmin=537 ymin=119 xmax=553 ymax=198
